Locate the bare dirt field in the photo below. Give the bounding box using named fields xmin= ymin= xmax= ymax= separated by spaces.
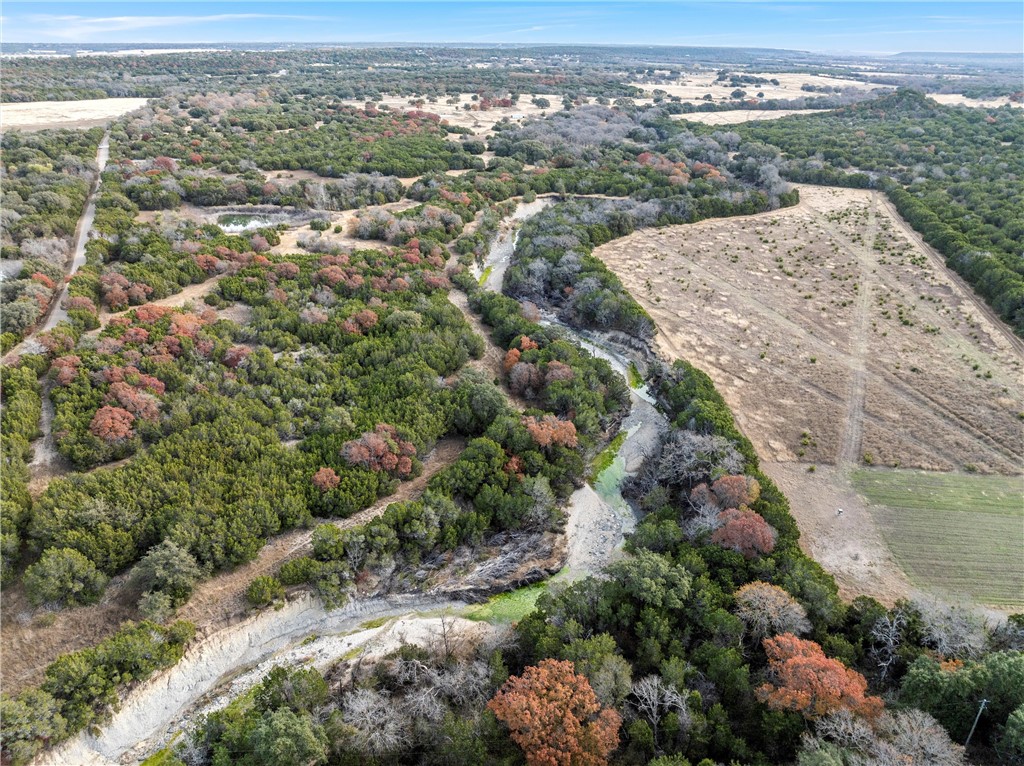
xmin=764 ymin=462 xmax=914 ymax=605
xmin=671 ymin=109 xmax=826 ymax=125
xmin=594 ymin=184 xmax=1024 ymax=606
xmin=631 ymin=72 xmax=891 ymax=105
xmin=0 ymin=98 xmax=149 ymax=132
xmin=337 ymin=93 xmax=561 ymax=137
xmin=596 ymin=184 xmax=1022 ymax=473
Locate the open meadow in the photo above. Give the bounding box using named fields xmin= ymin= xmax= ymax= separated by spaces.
xmin=0 ymin=98 xmax=149 ymax=131
xmin=852 ymin=469 xmax=1023 ymax=609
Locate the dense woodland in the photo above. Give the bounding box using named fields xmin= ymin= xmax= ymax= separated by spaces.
xmin=3 ymin=45 xmax=1020 ymax=104
xmin=0 ymin=128 xmax=103 ymax=349
xmin=1 ymin=47 xmax=1022 ymax=766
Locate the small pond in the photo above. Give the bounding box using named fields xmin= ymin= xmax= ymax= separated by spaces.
xmin=217 ymin=214 xmax=273 ymax=233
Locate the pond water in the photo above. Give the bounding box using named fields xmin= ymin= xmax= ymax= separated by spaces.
xmin=216 ymin=213 xmax=273 ymax=233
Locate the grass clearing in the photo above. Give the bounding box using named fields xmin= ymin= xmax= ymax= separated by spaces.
xmin=590 ymin=432 xmax=627 ymax=483
xmin=477 ymin=266 xmax=493 ymax=286
xmin=852 ymin=469 xmax=1024 ymax=607
xmin=627 ymin=361 xmax=644 ymax=389
xmin=594 ymin=184 xmax=1023 ymax=473
xmin=463 ymin=582 xmax=547 ymax=624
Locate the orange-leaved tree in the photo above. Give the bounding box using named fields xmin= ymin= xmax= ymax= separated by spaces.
xmin=756 ymin=634 xmax=883 ymax=720
xmin=710 ymin=507 xmax=776 ymax=558
xmin=488 ymin=658 xmax=621 ymax=766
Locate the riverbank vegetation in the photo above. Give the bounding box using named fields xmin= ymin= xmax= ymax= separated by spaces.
xmin=2 ymin=46 xmax=1021 ymax=766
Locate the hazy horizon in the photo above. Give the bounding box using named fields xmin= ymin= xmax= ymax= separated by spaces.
xmin=2 ymin=1 xmax=1022 ymax=55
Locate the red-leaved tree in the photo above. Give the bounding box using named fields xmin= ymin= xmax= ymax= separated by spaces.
xmin=756 ymin=634 xmax=883 ymax=721
xmin=523 ymin=415 xmax=578 ymax=449
xmin=312 ymin=467 xmax=341 ymax=491
xmin=711 ymin=475 xmax=760 ymax=508
xmin=488 ymin=659 xmax=621 ymax=766
xmin=341 ymin=424 xmax=416 ymax=477
xmin=89 ymin=406 xmax=135 ymax=443
xmin=710 ymin=508 xmax=776 ymax=558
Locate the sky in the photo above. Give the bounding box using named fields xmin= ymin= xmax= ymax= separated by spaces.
xmin=2 ymin=1 xmax=1022 ymax=54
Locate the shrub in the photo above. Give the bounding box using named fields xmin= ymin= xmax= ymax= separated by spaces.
xmin=23 ymin=547 xmax=108 ymax=608
xmin=247 ymin=575 xmax=285 ymax=607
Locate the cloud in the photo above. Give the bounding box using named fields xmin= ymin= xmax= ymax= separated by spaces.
xmin=23 ymin=13 xmax=326 ymax=41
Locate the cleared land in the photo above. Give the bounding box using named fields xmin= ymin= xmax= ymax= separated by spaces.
xmin=671 ymin=109 xmax=825 ymax=125
xmin=630 ymin=71 xmax=890 ymax=105
xmin=337 ymin=93 xmax=561 ymax=136
xmin=0 ymin=97 xmax=149 ymax=131
xmin=596 ymin=184 xmax=1023 ymax=473
xmin=852 ymin=470 xmax=1024 ymax=608
xmin=594 ymin=184 xmax=1024 ymax=606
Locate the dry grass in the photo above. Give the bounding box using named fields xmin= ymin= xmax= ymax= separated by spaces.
xmin=630 ymin=71 xmax=891 ymax=105
xmin=671 ymin=109 xmax=827 ymax=125
xmin=0 ymin=98 xmax=149 ymax=132
xmin=336 ymin=93 xmax=561 ymax=137
xmin=595 ymin=184 xmax=1023 ymax=474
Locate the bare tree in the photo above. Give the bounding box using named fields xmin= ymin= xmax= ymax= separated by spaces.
xmin=869 ymin=610 xmax=906 ymax=681
xmin=629 ymin=675 xmax=691 ymax=748
xmin=342 ymin=687 xmax=411 ymax=756
xmin=657 ymin=431 xmax=744 ymax=487
xmin=734 ymin=581 xmax=811 ymax=641
xmin=914 ymin=599 xmax=989 ymax=659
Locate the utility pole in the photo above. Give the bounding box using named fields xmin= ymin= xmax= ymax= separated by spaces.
xmin=964 ymin=698 xmax=988 ymax=748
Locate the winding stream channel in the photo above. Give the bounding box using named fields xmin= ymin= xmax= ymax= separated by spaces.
xmin=39 ymin=199 xmax=668 ymax=766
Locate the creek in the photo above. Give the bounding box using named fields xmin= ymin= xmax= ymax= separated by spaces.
xmin=39 ymin=198 xmax=668 ymax=765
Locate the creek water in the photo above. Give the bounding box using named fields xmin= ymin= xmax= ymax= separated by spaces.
xmin=216 ymin=213 xmax=274 ymax=233
xmin=40 ymin=197 xmax=667 ymax=765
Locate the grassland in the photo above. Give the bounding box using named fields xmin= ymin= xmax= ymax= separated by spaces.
xmin=852 ymin=469 xmax=1024 ymax=608
xmin=463 ymin=582 xmax=549 ymax=623
xmin=594 ymin=184 xmax=1023 ymax=473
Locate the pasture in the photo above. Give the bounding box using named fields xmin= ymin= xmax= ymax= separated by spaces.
xmin=0 ymin=97 xmax=149 ymax=131
xmin=852 ymin=469 xmax=1024 ymax=608
xmin=594 ymin=184 xmax=1023 ymax=474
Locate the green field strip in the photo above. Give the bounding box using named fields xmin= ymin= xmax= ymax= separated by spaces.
xmin=852 ymin=469 xmax=1024 ymax=514
xmin=854 ymin=469 xmax=1024 ymax=606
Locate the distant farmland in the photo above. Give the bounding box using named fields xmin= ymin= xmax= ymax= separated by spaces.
xmin=852 ymin=469 xmax=1024 ymax=608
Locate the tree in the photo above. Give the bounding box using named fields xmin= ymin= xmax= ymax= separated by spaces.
xmin=343 ymin=687 xmax=411 ymax=756
xmin=88 ymin=405 xmax=135 ymax=443
xmin=23 ymin=547 xmax=108 ymax=608
xmin=132 ymin=540 xmax=202 ymax=606
xmin=628 ymin=675 xmax=690 ymax=750
xmin=756 ymin=634 xmax=883 ymax=721
xmin=311 ymin=467 xmax=340 ymax=491
xmin=488 ymin=658 xmax=621 ymax=766
xmin=0 ymin=688 xmax=68 ymax=766
xmin=710 ymin=474 xmax=760 ymax=508
xmin=523 ymin=415 xmax=579 ymax=448
xmin=342 ymin=423 xmax=416 ymax=477
xmin=247 ymin=575 xmax=285 ymax=607
xmin=802 ymin=708 xmax=966 ymax=766
xmin=710 ymin=508 xmax=776 ymax=558
xmin=247 ymin=708 xmax=328 ymax=766
xmin=913 ymin=598 xmax=989 ymax=659
xmin=734 ymin=581 xmax=811 ymax=641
